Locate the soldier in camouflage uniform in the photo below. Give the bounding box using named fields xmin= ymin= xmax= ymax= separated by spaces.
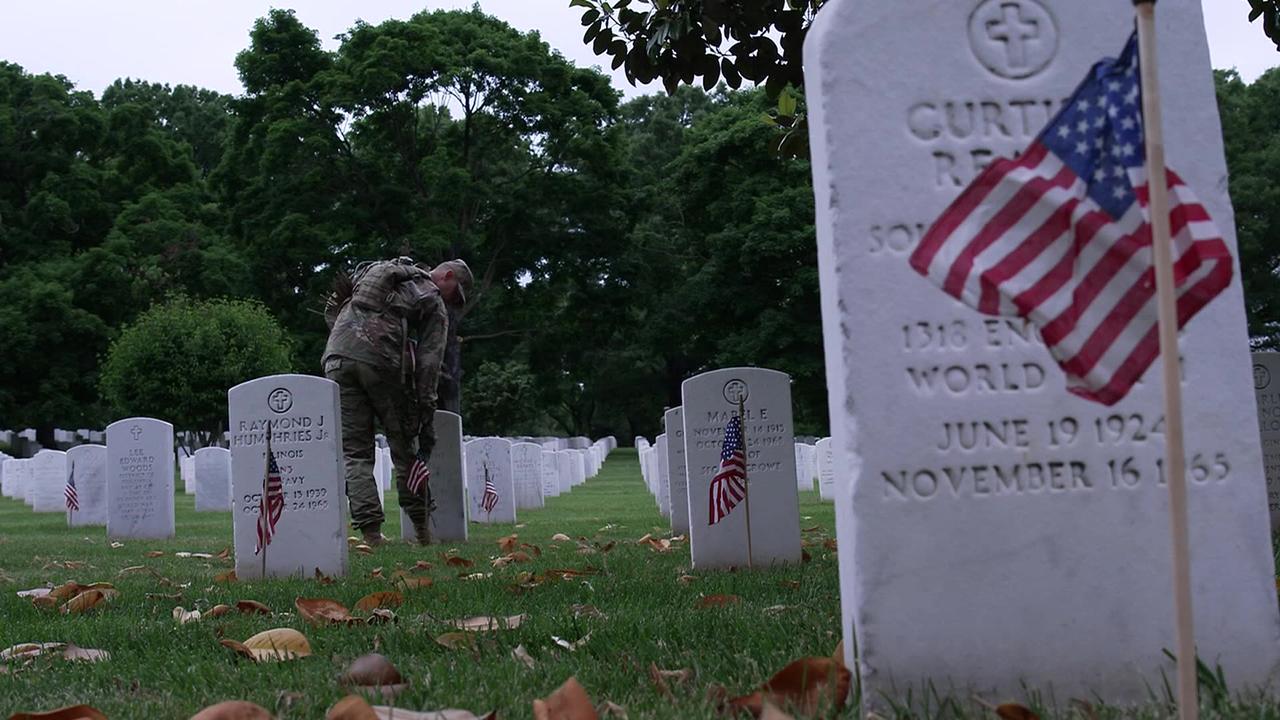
xmin=323 ymin=257 xmax=473 ymax=546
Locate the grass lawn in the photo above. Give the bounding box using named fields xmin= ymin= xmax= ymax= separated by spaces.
xmin=0 ymin=448 xmax=846 ymax=718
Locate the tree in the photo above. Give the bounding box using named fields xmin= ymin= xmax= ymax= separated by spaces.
xmin=1249 ymin=0 xmax=1280 ymax=50
xmin=99 ymin=296 xmax=293 ymax=443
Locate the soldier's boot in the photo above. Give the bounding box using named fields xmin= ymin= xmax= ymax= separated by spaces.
xmin=362 ymin=528 xmax=387 ymax=547
xmin=414 ymin=520 xmax=432 ymax=546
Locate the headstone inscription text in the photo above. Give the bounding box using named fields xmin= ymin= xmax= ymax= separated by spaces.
xmin=106 ymin=418 xmax=175 ymax=539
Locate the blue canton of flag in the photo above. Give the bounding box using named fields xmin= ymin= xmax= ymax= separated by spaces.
xmin=912 ymin=31 xmax=1232 ymax=406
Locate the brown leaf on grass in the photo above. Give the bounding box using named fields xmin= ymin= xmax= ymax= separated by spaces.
xmin=647 ymin=663 xmax=694 ymax=699
xmin=1 ymin=643 xmax=65 ymax=662
xmin=512 ymin=644 xmax=536 ymax=669
xmin=434 ymin=632 xmax=477 ymax=651
xmin=498 ymin=534 xmax=519 ymax=553
xmin=116 ymin=565 xmax=148 ymax=577
xmin=236 ymin=600 xmax=272 ymax=615
xmin=545 ymin=567 xmax=598 ymax=580
xmin=316 ymin=568 xmax=335 ymax=585
xmin=355 ymin=592 xmax=404 ymax=612
xmin=677 ymin=575 xmax=697 ymax=585
xmin=832 ymin=640 xmax=846 ymax=668
xmin=533 ymin=676 xmax=598 ymax=720
xmin=219 ymin=638 xmax=255 ymax=661
xmin=214 ymin=570 xmax=238 ymax=583
xmin=50 ymin=582 xmax=87 ymax=602
xmin=216 ymin=548 xmax=231 ymax=560
xmin=393 ymin=576 xmax=434 ymax=590
xmin=8 ymin=704 xmax=109 ymax=720
xmin=61 ymin=589 xmax=114 ymax=614
xmin=413 ymin=560 xmax=433 ymax=571
xmin=725 ymin=657 xmax=852 ymax=717
xmin=60 ymin=645 xmax=110 ymax=663
xmin=355 ymin=544 xmax=375 ymax=555
xmin=295 ymin=598 xmax=357 ymax=626
xmin=32 ymin=596 xmax=58 ymax=610
xmin=341 ymin=653 xmax=407 ymax=700
xmin=995 ymin=704 xmax=1041 ymax=720
xmin=174 ymin=606 xmax=202 ymax=624
xmin=189 ymin=700 xmax=273 ymax=720
xmin=802 ymin=525 xmax=823 ymax=533
xmin=551 ymin=533 xmax=572 ymax=542
xmin=696 ymin=594 xmax=740 ymax=609
xmin=822 ymin=539 xmax=838 ymax=551
xmin=370 ymin=567 xmax=385 ymax=579
xmin=450 ymin=614 xmax=526 ymax=631
xmin=636 ymin=533 xmax=654 ymax=544
xmin=240 ymin=628 xmax=312 ymax=661
xmin=445 ymin=556 xmax=474 ymax=568
xmin=521 ymin=543 xmax=542 ymax=557
xmin=642 ymin=538 xmax=671 ymax=553
xmin=145 ymin=550 xmax=165 ymax=558
xmin=801 ymin=550 xmax=811 ymax=563
xmin=328 ymin=694 xmax=380 ymax=720
xmin=570 ymin=604 xmax=606 ymax=620
xmin=207 ymin=604 xmax=233 ymax=618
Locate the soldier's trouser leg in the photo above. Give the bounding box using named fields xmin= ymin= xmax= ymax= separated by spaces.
xmin=325 ymin=358 xmax=384 ymax=533
xmin=363 ymin=365 xmax=427 ymax=540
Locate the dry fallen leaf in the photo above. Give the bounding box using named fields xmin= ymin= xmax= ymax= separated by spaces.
xmin=328 ymin=694 xmax=380 ymax=720
xmin=995 ymin=703 xmax=1042 ymax=720
xmin=832 ymin=640 xmax=846 ymax=669
xmin=571 ymin=604 xmax=606 ymax=620
xmin=61 ymin=589 xmax=115 ymax=614
xmin=316 ymin=568 xmax=335 ymax=585
xmin=214 ymin=570 xmax=238 ymax=583
xmin=394 ymin=576 xmax=434 ymax=590
xmin=355 ymin=544 xmax=375 ymax=555
xmin=513 ymin=644 xmax=536 ymax=669
xmin=355 ymin=591 xmax=404 ymax=612
xmin=236 ymin=600 xmax=272 ymax=615
xmin=450 ymin=614 xmax=526 ymax=631
xmin=207 ymin=604 xmax=233 ymax=618
xmin=445 ymin=556 xmax=475 ymax=568
xmin=648 ymin=663 xmax=694 ymax=699
xmin=341 ymin=653 xmax=408 ymax=700
xmin=369 ymin=707 xmax=494 ymax=720
xmin=533 ymin=676 xmax=598 ymax=720
xmin=696 ymin=594 xmax=740 ymax=609
xmin=60 ymin=645 xmax=110 ymax=663
xmin=174 ymin=606 xmax=203 ymax=624
xmin=434 ymin=632 xmax=477 ymax=651
xmin=1 ymin=643 xmax=65 ymax=662
xmin=144 ymin=550 xmax=165 ymax=558
xmin=189 ymin=700 xmax=274 ymax=720
xmin=240 ymin=628 xmax=312 ymax=662
xmin=498 ymin=534 xmax=520 ymax=553
xmin=413 ymin=560 xmax=433 ymax=571
xmin=8 ymin=704 xmax=109 ymax=720
xmin=551 ymin=533 xmax=572 ymax=542
xmin=296 ymin=597 xmax=357 ymax=626
xmin=726 ymin=657 xmax=852 ymax=716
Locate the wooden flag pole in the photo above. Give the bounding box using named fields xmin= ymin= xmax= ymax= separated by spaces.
xmin=739 ymin=397 xmax=755 ymax=570
xmin=1135 ymin=3 xmax=1198 ymax=719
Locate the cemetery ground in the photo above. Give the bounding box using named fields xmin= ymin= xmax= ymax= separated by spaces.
xmin=0 ymin=450 xmax=846 ymax=719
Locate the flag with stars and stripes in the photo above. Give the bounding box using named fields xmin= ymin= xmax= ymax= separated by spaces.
xmin=910 ymin=31 xmax=1232 ymax=406
xmin=480 ymin=465 xmax=499 ymax=515
xmin=64 ymin=464 xmax=79 ymax=512
xmin=407 ymin=456 xmax=430 ymax=497
xmin=255 ymin=435 xmax=285 ymax=555
xmin=708 ymin=415 xmax=747 ymax=525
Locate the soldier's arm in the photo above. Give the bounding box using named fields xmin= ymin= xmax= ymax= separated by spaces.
xmin=412 ymin=297 xmax=450 ymax=455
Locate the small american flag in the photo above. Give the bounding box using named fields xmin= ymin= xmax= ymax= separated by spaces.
xmin=64 ymin=464 xmax=79 ymax=512
xmin=708 ymin=415 xmax=747 ymax=525
xmin=910 ymin=32 xmax=1232 ymax=406
xmin=480 ymin=464 xmax=499 ymax=514
xmin=407 ymin=457 xmax=430 ymax=496
xmin=255 ymin=434 xmax=285 ymax=555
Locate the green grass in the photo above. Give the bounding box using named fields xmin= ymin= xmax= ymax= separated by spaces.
xmin=0 ymin=449 xmax=846 ymax=718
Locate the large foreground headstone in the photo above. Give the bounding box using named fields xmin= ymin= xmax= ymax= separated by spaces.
xmin=465 ymin=438 xmax=516 ymax=524
xmin=1253 ymin=352 xmax=1280 ymax=528
xmin=66 ymin=444 xmax=108 ymax=527
xmin=194 ymin=447 xmax=233 ymax=512
xmin=401 ymin=410 xmax=468 ymax=543
xmin=30 ymin=450 xmax=68 ymax=513
xmin=106 ymin=418 xmax=175 ymax=539
xmin=229 ymin=375 xmax=346 ymax=578
xmin=681 ymin=368 xmax=800 ymax=568
xmin=511 ymin=442 xmax=545 ymax=510
xmin=806 ymin=0 xmax=1280 ymax=702
xmin=664 ymin=407 xmax=691 ymax=534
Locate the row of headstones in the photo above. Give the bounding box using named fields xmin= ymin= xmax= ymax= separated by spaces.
xmin=633 ymin=367 xmax=805 ymax=570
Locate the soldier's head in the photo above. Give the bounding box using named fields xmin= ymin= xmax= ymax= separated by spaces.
xmin=430 ymin=259 xmax=474 ymax=307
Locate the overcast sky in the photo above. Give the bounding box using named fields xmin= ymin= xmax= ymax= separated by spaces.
xmin=0 ymin=1 xmax=1275 ymax=100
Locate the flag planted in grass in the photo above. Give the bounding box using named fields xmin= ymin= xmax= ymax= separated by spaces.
xmin=910 ymin=32 xmax=1232 ymax=406
xmin=63 ymin=464 xmax=79 ymax=513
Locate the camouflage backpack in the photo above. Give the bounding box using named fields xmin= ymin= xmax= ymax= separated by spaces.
xmin=350 ymin=257 xmax=438 ymax=320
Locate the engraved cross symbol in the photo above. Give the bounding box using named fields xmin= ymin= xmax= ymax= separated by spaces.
xmin=129 ymin=425 xmax=142 ymax=441
xmin=986 ymin=3 xmax=1040 ymax=69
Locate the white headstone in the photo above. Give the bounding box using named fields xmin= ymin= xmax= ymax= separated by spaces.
xmin=511 ymin=442 xmax=545 ymax=510
xmin=375 ymin=445 xmax=392 ymax=492
xmin=1253 ymin=352 xmax=1280 ymax=528
xmin=654 ymin=434 xmax=671 ymax=519
xmin=30 ymin=450 xmax=68 ymax=513
xmin=794 ymin=444 xmax=812 ymax=492
xmin=66 ymin=444 xmax=108 ymax=526
xmin=571 ymin=449 xmax=586 ymax=486
xmin=180 ymin=454 xmax=196 ymax=495
xmin=556 ymin=450 xmax=575 ymax=495
xmin=194 ymin=447 xmax=233 ymax=512
xmin=541 ymin=450 xmax=561 ymax=499
xmin=816 ymin=438 xmax=835 ymax=501
xmin=806 ymin=0 xmax=1280 ymax=702
xmin=664 ymin=407 xmax=690 ymax=534
xmin=228 ymin=375 xmax=346 ymax=578
xmin=681 ymin=368 xmax=800 ymax=568
xmin=465 ymin=438 xmax=516 ymax=524
xmin=11 ymin=459 xmax=33 ymax=505
xmin=106 ymin=418 xmax=175 ymax=539
xmin=21 ymin=455 xmax=35 ymax=506
xmin=402 ymin=410 xmax=468 ymax=542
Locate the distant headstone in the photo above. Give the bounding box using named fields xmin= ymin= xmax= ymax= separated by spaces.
xmin=1253 ymin=352 xmax=1280 ymax=527
xmin=401 ymin=410 xmax=467 ymax=543
xmin=664 ymin=407 xmax=690 ymax=534
xmin=805 ymin=0 xmax=1280 ymax=702
xmin=654 ymin=434 xmax=671 ymax=519
xmin=541 ymin=450 xmax=561 ymax=499
xmin=466 ymin=438 xmax=516 ymax=524
xmin=228 ymin=375 xmax=346 ymax=578
xmin=375 ymin=445 xmax=392 ymax=491
xmin=9 ymin=459 xmax=32 ymax=505
xmin=194 ymin=447 xmax=233 ymax=512
xmin=65 ymin=444 xmax=108 ymax=527
xmin=511 ymin=442 xmax=545 ymax=510
xmin=106 ymin=418 xmax=175 ymax=539
xmin=30 ymin=450 xmax=68 ymax=513
xmin=180 ymin=454 xmax=196 ymax=496
xmin=571 ymin=450 xmax=586 ymax=486
xmin=556 ymin=450 xmax=575 ymax=495
xmin=816 ymin=438 xmax=834 ymax=500
xmin=681 ymin=367 xmax=800 ymax=569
